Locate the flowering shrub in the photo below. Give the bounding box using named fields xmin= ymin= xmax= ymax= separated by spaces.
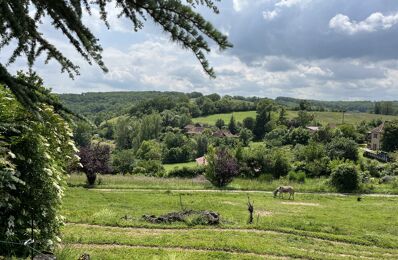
xmin=0 ymin=85 xmax=77 ymax=257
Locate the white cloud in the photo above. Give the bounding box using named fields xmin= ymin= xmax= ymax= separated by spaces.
xmin=329 ymin=12 xmax=398 ymax=34
xmin=263 ymin=0 xmax=311 ymax=21
xmin=275 ymin=0 xmax=310 ymax=8
xmin=263 ymin=10 xmax=280 ymax=21
xmin=233 ymin=0 xmax=249 ymax=12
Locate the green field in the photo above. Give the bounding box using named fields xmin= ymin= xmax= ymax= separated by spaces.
xmin=192 ymin=110 xmax=398 ymax=126
xmin=163 ymin=161 xmax=198 ymax=172
xmin=192 ymin=111 xmax=256 ymax=125
xmin=59 ymin=177 xmax=398 ymax=259
xmin=289 ymin=111 xmax=398 ymax=125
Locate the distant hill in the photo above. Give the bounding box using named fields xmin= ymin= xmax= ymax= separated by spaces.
xmin=58 ymin=91 xmax=398 ymax=124
xmin=59 ymin=91 xmax=187 ymax=121
xmin=275 ymin=96 xmax=398 ymax=115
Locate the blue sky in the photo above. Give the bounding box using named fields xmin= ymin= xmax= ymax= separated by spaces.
xmin=3 ymin=0 xmax=398 ymax=100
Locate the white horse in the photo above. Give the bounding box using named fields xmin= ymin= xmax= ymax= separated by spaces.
xmin=273 ymin=186 xmax=295 ymax=200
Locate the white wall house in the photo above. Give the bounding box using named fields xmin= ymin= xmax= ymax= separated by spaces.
xmin=370 ymin=123 xmax=384 ymax=151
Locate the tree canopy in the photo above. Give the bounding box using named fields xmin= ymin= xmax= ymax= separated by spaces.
xmin=0 ymin=0 xmax=232 ymax=113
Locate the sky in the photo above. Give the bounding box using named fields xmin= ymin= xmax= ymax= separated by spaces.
xmin=3 ymin=0 xmax=398 ymax=100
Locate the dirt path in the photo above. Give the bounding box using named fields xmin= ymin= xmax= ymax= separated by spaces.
xmin=89 ymin=188 xmax=398 ymax=197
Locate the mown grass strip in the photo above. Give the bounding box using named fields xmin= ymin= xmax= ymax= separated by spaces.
xmin=63 ymin=224 xmax=398 ymax=260
xmin=66 ymin=243 xmax=290 ymax=260
xmin=57 ymin=244 xmax=271 ymax=260
xmin=64 ymin=223 xmax=389 ymax=250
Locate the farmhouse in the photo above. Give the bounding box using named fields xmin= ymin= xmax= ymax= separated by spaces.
xmin=184 ymin=124 xmax=238 ymax=138
xmin=369 ymin=122 xmax=384 ymax=151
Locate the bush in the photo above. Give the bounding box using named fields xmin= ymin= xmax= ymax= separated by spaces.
xmin=269 ymin=149 xmax=291 ymax=179
xmin=288 ymin=171 xmax=306 ymax=183
xmin=264 ymin=126 xmax=288 ymax=147
xmin=167 ymin=166 xmax=205 ymax=178
xmin=135 ymin=160 xmax=165 ymax=176
xmin=0 ymin=84 xmax=77 ymax=257
xmin=136 ymin=140 xmax=162 ymax=161
xmin=286 ymin=127 xmax=310 ymax=145
xmin=326 ymin=137 xmax=358 ymax=161
xmin=359 ymin=159 xmax=382 ymax=178
xmin=330 ymin=163 xmax=360 ymax=192
xmin=162 ymin=132 xmax=196 ymax=163
xmin=132 ymin=166 xmax=146 ymax=175
xmin=205 ymin=147 xmax=239 ymax=187
xmin=238 ymin=145 xmax=290 ymax=179
xmin=239 ymin=128 xmax=253 ymax=147
xmin=382 ymin=120 xmax=398 ymax=152
xmin=381 ymin=162 xmax=398 ymax=176
xmin=112 ymin=149 xmax=135 ymax=174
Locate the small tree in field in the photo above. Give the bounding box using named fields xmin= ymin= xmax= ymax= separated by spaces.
xmin=205 ymin=147 xmax=239 ymax=187
xmin=215 ymin=119 xmax=225 ymax=129
xmin=239 ymin=128 xmax=253 ymax=147
xmin=228 ymin=115 xmax=238 ymax=134
xmin=79 ymin=143 xmax=112 ymax=185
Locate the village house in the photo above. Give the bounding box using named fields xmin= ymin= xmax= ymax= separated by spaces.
xmin=369 ymin=122 xmax=384 ymax=151
xmin=184 ymin=123 xmax=206 ymax=135
xmin=184 ymin=123 xmax=238 ymax=138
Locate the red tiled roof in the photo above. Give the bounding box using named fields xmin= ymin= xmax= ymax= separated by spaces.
xmin=195 ymin=156 xmax=207 ymax=165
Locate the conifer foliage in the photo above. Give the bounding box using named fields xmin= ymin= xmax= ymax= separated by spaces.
xmin=0 ymin=0 xmax=232 ymax=113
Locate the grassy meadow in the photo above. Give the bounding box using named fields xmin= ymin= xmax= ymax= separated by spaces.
xmin=163 ymin=161 xmax=198 ymax=172
xmin=59 ymin=178 xmax=398 ymax=259
xmin=192 ymin=110 xmax=398 ymax=126
xmin=67 ymin=173 xmax=398 ymax=194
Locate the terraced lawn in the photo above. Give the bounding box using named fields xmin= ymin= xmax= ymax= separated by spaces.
xmin=58 ymin=186 xmax=398 ymax=259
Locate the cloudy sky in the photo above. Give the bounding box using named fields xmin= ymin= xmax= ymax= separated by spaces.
xmin=3 ymin=0 xmax=398 ymax=100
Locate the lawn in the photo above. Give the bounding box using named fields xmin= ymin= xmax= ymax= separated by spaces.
xmin=192 ymin=110 xmax=397 ymax=126
xmin=59 ymin=183 xmax=398 ymax=259
xmin=287 ymin=111 xmax=398 ymax=125
xmin=67 ymin=173 xmax=398 ymax=194
xmin=192 ymin=111 xmax=256 ymax=125
xmin=163 ymin=161 xmax=198 ymax=172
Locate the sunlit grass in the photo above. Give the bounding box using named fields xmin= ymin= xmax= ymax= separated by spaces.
xmin=61 ymin=187 xmax=398 ymax=259
xmin=192 ymin=110 xmax=397 ymax=126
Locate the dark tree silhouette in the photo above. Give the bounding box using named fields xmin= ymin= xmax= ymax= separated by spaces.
xmin=0 ymin=0 xmax=232 ymax=113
